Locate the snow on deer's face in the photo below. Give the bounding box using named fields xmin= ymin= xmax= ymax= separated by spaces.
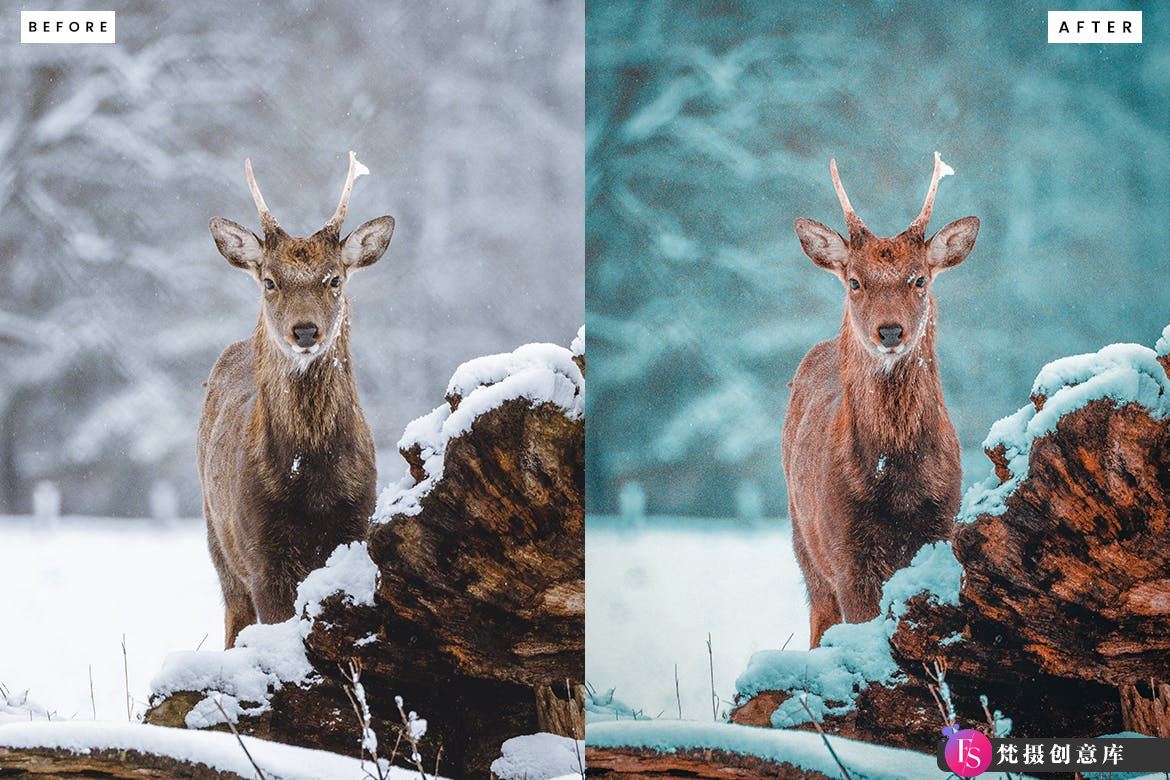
xmin=793 ymin=154 xmax=979 ymax=367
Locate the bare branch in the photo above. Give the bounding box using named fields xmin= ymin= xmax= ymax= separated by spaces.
xmin=211 ymin=694 xmax=267 ymax=780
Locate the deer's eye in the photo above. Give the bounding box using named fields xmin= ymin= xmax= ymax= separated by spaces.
xmin=263 ymin=278 xmax=276 ymax=291
xmin=330 ymin=275 xmax=341 ymax=288
xmin=915 ymin=276 xmax=927 ymax=288
xmin=848 ymin=278 xmax=860 ymax=291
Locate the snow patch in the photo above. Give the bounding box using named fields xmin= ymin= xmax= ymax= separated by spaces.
xmin=375 ymin=339 xmax=584 ymax=522
xmin=936 ymin=151 xmax=955 ymax=178
xmin=349 ymin=150 xmax=370 ymax=179
xmin=491 ymin=732 xmax=585 ymax=780
xmin=1156 ymin=323 xmax=1170 ymax=358
xmin=0 ymin=688 xmax=50 ymax=725
xmin=734 ymin=542 xmax=961 ymax=727
xmin=149 ymin=542 xmax=378 ymax=729
xmin=585 ymin=686 xmax=642 ymax=724
xmin=292 ymin=541 xmax=379 ymax=623
xmin=961 ymin=340 xmax=1170 ymax=521
xmin=570 ymin=325 xmax=585 ymax=357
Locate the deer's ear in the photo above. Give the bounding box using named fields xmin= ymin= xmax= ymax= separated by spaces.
xmin=794 ymin=218 xmax=848 ymax=272
xmin=341 ymin=216 xmax=395 ymax=269
xmin=209 ymin=218 xmax=262 ymax=270
xmin=927 ymin=216 xmax=979 ymax=271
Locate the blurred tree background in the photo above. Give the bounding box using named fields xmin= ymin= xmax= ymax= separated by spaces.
xmin=0 ymin=0 xmax=583 ymax=517
xmin=586 ymin=0 xmax=1169 ymax=517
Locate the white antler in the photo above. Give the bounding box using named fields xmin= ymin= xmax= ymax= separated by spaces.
xmin=908 ymin=151 xmax=954 ymax=238
xmin=244 ymin=158 xmax=281 ymax=236
xmin=829 ymin=158 xmax=870 ymax=239
xmin=325 ymin=151 xmax=369 ymax=233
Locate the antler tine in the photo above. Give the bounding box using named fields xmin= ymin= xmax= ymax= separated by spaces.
xmin=909 ymin=151 xmax=947 ymax=238
xmin=325 ymin=150 xmax=363 ymax=234
xmin=244 ymin=158 xmax=281 ymax=236
xmin=829 ymin=158 xmax=869 ymax=240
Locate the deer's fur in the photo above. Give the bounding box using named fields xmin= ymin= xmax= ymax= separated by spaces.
xmin=783 ymin=154 xmax=979 ymax=647
xmin=200 ymin=153 xmax=394 ymax=646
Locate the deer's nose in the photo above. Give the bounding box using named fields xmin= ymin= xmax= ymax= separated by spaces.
xmin=877 ymin=324 xmax=903 ymax=348
xmin=292 ymin=323 xmax=319 ymax=348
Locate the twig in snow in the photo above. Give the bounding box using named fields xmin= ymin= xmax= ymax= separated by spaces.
xmin=706 ymin=633 xmax=717 ymax=721
xmin=674 ymin=663 xmax=682 ymax=719
xmin=121 ymin=634 xmax=131 ymax=722
xmin=212 ymin=694 xmax=267 ymax=780
xmin=88 ymin=665 xmax=96 ymax=720
xmin=923 ymin=658 xmax=956 ymax=730
xmin=195 ymin=632 xmax=208 ymax=651
xmin=393 ymin=693 xmax=430 ymax=779
xmin=339 ymin=659 xmax=387 ymax=780
xmin=781 ymin=632 xmax=795 ymax=651
xmin=798 ymin=694 xmax=853 ymax=780
xmin=573 ymin=734 xmax=585 ymax=779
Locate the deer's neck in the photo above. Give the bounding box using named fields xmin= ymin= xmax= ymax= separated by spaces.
xmin=836 ymin=300 xmax=945 ymax=455
xmin=251 ymin=312 xmax=359 ymax=454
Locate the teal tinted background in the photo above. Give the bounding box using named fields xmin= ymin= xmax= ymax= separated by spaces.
xmin=586 ymin=1 xmax=1170 ymax=516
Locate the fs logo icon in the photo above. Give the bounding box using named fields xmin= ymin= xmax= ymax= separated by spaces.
xmin=943 ymin=725 xmax=992 ymax=777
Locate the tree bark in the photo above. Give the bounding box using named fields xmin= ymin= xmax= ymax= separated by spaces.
xmin=0 ymin=746 xmax=242 ymax=778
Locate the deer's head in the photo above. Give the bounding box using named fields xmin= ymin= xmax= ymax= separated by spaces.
xmin=209 ymin=152 xmax=394 ymax=368
xmin=794 ymin=153 xmax=978 ymax=366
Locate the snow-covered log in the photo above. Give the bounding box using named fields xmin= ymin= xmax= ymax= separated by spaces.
xmin=0 ymin=721 xmax=445 ymax=779
xmin=731 ymin=326 xmax=1170 ymax=751
xmin=144 ymin=331 xmax=585 ymax=776
xmin=585 ymin=720 xmax=949 ymax=778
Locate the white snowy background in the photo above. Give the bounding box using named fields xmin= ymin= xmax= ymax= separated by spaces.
xmin=0 ymin=0 xmax=584 ymax=518
xmin=2 ymin=516 xmax=223 ymax=722
xmin=585 ymin=0 xmax=1170 ymax=517
xmin=586 ymin=517 xmax=809 ymax=722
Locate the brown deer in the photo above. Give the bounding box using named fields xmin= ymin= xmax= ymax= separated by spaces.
xmin=200 ymin=153 xmax=394 ymax=646
xmin=783 ymin=153 xmax=978 ymax=647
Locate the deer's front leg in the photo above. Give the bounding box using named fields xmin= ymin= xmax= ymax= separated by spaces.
xmin=249 ymin=571 xmax=297 ymax=625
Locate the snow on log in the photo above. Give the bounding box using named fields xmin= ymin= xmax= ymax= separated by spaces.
xmin=731 ymin=326 xmax=1170 ymax=751
xmin=585 ymin=720 xmax=947 ymax=779
xmin=144 ymin=329 xmax=585 ymax=777
xmin=0 ymin=721 xmax=445 ymax=779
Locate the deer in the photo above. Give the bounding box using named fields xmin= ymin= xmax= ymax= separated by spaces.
xmin=783 ymin=153 xmax=979 ymax=647
xmin=200 ymin=152 xmax=394 ymax=646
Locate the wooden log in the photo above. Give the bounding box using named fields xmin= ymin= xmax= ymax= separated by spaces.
xmin=585 ymin=746 xmax=834 ymax=778
xmin=1120 ymin=681 xmax=1170 ymax=738
xmin=0 ymin=746 xmax=243 ymax=778
xmin=535 ymin=683 xmax=586 ymax=740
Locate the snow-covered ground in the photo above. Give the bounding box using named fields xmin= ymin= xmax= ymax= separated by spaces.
xmin=585 ymin=517 xmax=809 ymax=720
xmin=0 ymin=516 xmax=223 ymax=722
